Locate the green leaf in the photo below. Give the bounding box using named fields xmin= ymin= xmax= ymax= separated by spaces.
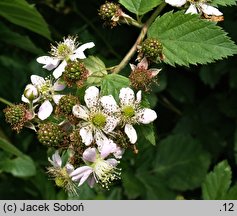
xmin=122 ymin=171 xmax=144 ymax=199
xmin=148 ymin=11 xmax=237 ymax=67
xmin=0 ymin=156 xmax=36 ymax=177
xmin=154 ymin=134 xmax=211 ymax=191
xmin=234 ymin=126 xmax=237 ymax=165
xmin=202 ymin=160 xmax=232 ymax=200
xmin=211 ymin=0 xmax=237 ymax=6
xmin=225 ymin=184 xmax=237 ymax=200
xmin=135 ymin=124 xmax=156 ymax=146
xmin=199 ymin=62 xmax=227 ymax=88
xmin=84 ymin=56 xmax=108 ymax=86
xmin=0 ymin=137 xmax=24 ymax=157
xmin=137 ymin=172 xmax=176 ymax=199
xmin=119 ymin=0 xmax=162 ymax=15
xmin=167 ymin=72 xmax=195 ymax=103
xmin=0 ymin=22 xmax=43 ymax=55
xmin=100 ymin=74 xmax=130 ymax=101
xmin=0 ymin=0 xmax=51 ymax=39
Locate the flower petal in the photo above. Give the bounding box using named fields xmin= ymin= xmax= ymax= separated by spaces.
xmin=65 ymin=163 xmax=74 ymax=174
xmin=36 ymin=56 xmax=59 ymax=70
xmin=124 ymin=124 xmax=137 ymax=144
xmin=70 ymin=166 xmax=92 ymax=177
xmin=185 ymin=4 xmax=198 ymax=14
xmin=129 ymin=63 xmax=136 ymax=71
xmin=38 ymin=100 xmax=53 ymax=120
xmin=137 ymin=108 xmax=157 ymax=124
xmin=53 ymin=79 xmax=66 ymax=91
xmin=200 ymin=3 xmax=223 ymax=16
xmin=137 ymin=57 xmax=148 ymax=69
xmin=84 ymin=86 xmax=100 ymax=109
xmin=53 ymin=60 xmax=67 ymax=79
xmin=31 ymin=75 xmax=45 ymax=87
xmin=78 ymin=169 xmax=93 ymax=186
xmin=119 ymin=87 xmax=135 ymax=106
xmin=80 ymin=126 xmax=93 ymax=146
xmin=21 ymin=95 xmax=30 ymax=104
xmin=83 ymin=147 xmax=97 ymax=162
xmin=99 ymin=139 xmax=117 ymax=159
xmin=106 ymin=158 xmax=119 ymax=167
xmin=48 ymin=151 xmax=62 ymax=168
xmin=72 ymin=105 xmax=89 ymax=121
xmin=165 ymin=0 xmax=187 ymax=7
xmin=52 ymin=94 xmax=64 ymax=104
xmin=72 ymin=42 xmax=95 ymax=60
xmin=136 ymin=90 xmax=142 ymax=104
xmin=94 ymin=130 xmax=109 ymax=148
xmin=149 ymin=68 xmax=161 ymax=77
xmin=100 ymin=95 xmax=119 ymax=113
xmin=103 ymin=116 xmax=119 ymax=133
xmin=87 ymin=175 xmax=96 ymax=188
xmin=113 ymin=146 xmax=124 ymax=159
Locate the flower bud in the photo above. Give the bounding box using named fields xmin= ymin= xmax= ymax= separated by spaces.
xmin=24 ymin=84 xmax=39 ymax=101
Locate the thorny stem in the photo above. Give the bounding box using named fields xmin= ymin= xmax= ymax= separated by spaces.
xmin=0 ymin=97 xmax=13 ymax=106
xmin=112 ymin=2 xmax=167 ymax=74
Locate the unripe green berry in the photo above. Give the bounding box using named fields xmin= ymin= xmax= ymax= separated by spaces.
xmin=37 ymin=123 xmax=65 ymax=146
xmin=4 ymin=104 xmax=27 ymax=133
xmin=141 ymin=38 xmax=163 ymax=60
xmin=56 ymin=95 xmax=79 ymax=116
xmin=63 ymin=60 xmax=88 ymax=87
xmin=98 ymin=2 xmax=121 ymax=27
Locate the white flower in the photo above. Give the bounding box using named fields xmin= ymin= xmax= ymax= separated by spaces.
xmin=37 ymin=36 xmax=95 ymax=79
xmin=72 ymin=86 xmax=119 ymax=146
xmin=118 ymin=87 xmax=157 ymax=144
xmin=165 ymin=0 xmax=223 ymax=16
xmin=22 ymin=75 xmax=65 ymax=120
xmin=70 ymin=147 xmax=121 ymax=188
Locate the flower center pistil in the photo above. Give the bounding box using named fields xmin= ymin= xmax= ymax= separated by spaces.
xmin=39 ymin=80 xmax=54 ymax=100
xmin=92 ymin=157 xmax=121 ymax=188
xmin=92 ymin=113 xmax=106 ymax=128
xmin=122 ymin=105 xmax=135 ymax=118
xmin=56 ymin=44 xmax=72 ymax=59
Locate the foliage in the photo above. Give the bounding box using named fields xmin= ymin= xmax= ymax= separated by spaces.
xmin=0 ymin=0 xmax=237 ymax=200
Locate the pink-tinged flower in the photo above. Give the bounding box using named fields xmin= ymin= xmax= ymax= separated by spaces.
xmin=129 ymin=57 xmax=161 ymax=91
xmin=22 ymin=75 xmax=65 ymax=120
xmin=118 ymin=87 xmax=157 ymax=144
xmin=70 ymin=147 xmax=121 ymax=188
xmin=72 ymin=86 xmax=120 ymax=146
xmin=48 ymin=151 xmax=77 ymax=195
xmin=165 ymin=0 xmax=223 ymax=16
xmin=37 ymin=36 xmax=95 ymax=79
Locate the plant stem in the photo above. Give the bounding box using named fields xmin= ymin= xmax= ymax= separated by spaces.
xmin=121 ymin=17 xmax=143 ymax=28
xmin=159 ymin=95 xmax=182 ymax=116
xmin=0 ymin=98 xmax=13 ymax=106
xmin=112 ymin=2 xmax=166 ymax=74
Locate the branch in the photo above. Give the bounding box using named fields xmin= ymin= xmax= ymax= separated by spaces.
xmin=112 ymin=3 xmax=166 ymax=74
